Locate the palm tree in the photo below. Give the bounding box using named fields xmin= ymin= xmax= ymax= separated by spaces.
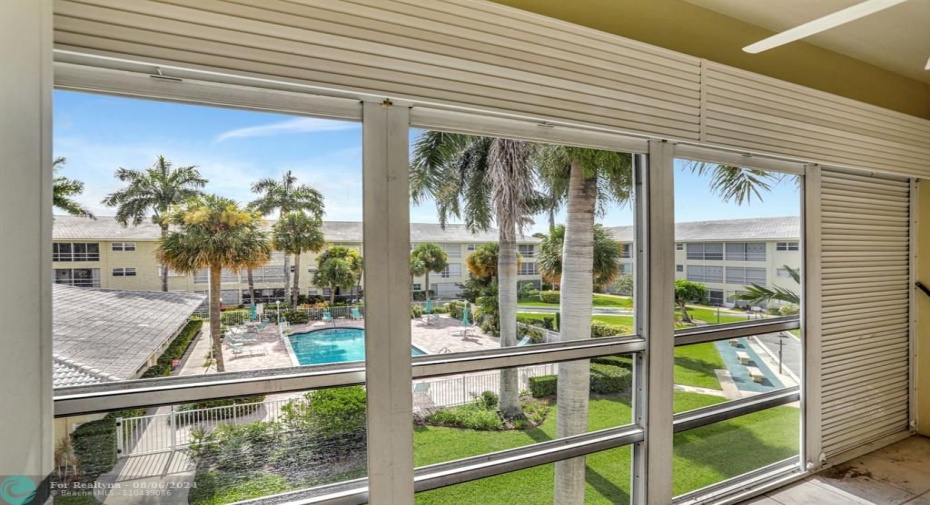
xmin=735 ymin=265 xmax=801 ymax=306
xmin=102 ymin=155 xmax=207 ymax=291
xmin=53 ymin=157 xmax=95 ymax=219
xmin=273 ymin=212 xmax=326 ymax=307
xmin=534 ymin=224 xmax=620 ymax=291
xmin=157 ymin=195 xmax=270 ymax=372
xmin=250 ymin=170 xmax=324 ymax=306
xmin=538 ymin=145 xmax=632 ymax=504
xmin=411 ymin=132 xmax=536 ymax=420
xmin=410 ymin=243 xmax=448 ymax=301
xmin=312 ymin=246 xmax=363 ymax=306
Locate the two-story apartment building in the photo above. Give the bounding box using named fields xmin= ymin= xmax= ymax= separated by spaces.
xmin=609 ymin=216 xmax=801 ymax=308
xmin=52 ymin=216 xmax=543 ymax=303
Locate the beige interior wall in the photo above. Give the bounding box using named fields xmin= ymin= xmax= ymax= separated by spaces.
xmin=917 ymin=179 xmax=930 ymax=436
xmin=494 ymin=0 xmax=930 ymax=120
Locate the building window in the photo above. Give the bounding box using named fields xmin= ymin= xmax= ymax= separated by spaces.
xmin=777 ymin=268 xmax=793 ymax=278
xmin=676 ymin=264 xmax=684 ymax=272
xmin=686 ymin=242 xmax=722 ymax=260
xmin=442 ymin=244 xmax=461 ymax=259
xmin=112 ymin=268 xmax=136 ymax=277
xmin=518 ymin=244 xmax=535 ymax=258
xmin=519 ymin=262 xmax=537 ymax=276
xmin=111 ymin=242 xmax=136 ymax=251
xmin=726 ymin=242 xmax=766 ymax=261
xmin=411 ymin=283 xmax=422 ymax=291
xmin=157 ymin=267 xmax=185 ymax=278
xmin=777 ymin=241 xmax=799 ymax=251
xmin=53 ymin=242 xmax=100 ymax=262
xmin=619 ymin=243 xmax=632 ymax=259
xmin=676 ymin=243 xmax=684 ymax=251
xmin=619 ymin=263 xmax=633 ymax=275
xmin=466 ymin=244 xmax=476 ymax=251
xmin=726 ymin=267 xmax=766 ymax=285
xmin=440 ymin=263 xmax=462 ymax=278
xmin=194 ymin=269 xmax=208 ymax=284
xmin=708 ymin=289 xmax=724 ymax=306
xmin=54 ymin=268 xmax=100 ymax=287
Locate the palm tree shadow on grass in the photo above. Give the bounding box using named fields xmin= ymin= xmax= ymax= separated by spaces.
xmin=674 ymin=356 xmax=723 ymax=383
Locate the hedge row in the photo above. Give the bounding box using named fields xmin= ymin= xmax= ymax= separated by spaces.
xmin=140 ymin=319 xmax=203 ymax=379
xmin=591 ymin=321 xmax=633 ymax=338
xmin=538 ymin=291 xmax=560 ymax=304
xmin=516 ymin=315 xmax=555 ymax=330
xmin=590 ymin=354 xmax=634 ymax=371
xmin=71 ymin=418 xmax=117 ymax=479
xmin=528 ymin=363 xmax=633 ymax=398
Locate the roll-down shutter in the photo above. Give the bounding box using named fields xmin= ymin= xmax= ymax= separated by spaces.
xmin=819 ymin=168 xmax=911 ymax=458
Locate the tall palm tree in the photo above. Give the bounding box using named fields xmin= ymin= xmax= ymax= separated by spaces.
xmin=312 ymin=246 xmax=363 ymax=306
xmin=250 ymin=170 xmax=324 ymax=306
xmin=410 ymin=243 xmax=448 ymax=301
xmin=411 ymin=132 xmax=536 ymax=420
xmin=273 ymin=212 xmax=326 ymax=307
xmin=534 ymin=224 xmax=620 ymax=291
xmin=101 ymin=155 xmax=207 ymax=291
xmin=157 ymin=195 xmax=271 ymax=372
xmin=538 ymin=145 xmax=633 ymax=504
xmin=53 ymin=157 xmax=95 ymax=219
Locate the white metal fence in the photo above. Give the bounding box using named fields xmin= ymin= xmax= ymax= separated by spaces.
xmin=116 ymin=364 xmax=557 ymax=457
xmin=516 ymin=322 xmax=560 ymax=344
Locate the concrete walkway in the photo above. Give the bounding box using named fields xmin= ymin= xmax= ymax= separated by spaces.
xmin=755 ymin=331 xmax=802 ymax=382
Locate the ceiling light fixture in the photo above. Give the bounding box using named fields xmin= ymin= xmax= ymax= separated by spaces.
xmin=742 ymin=0 xmax=910 ymax=54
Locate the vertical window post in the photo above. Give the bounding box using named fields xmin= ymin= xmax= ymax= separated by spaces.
xmin=362 ymin=100 xmax=413 ymax=504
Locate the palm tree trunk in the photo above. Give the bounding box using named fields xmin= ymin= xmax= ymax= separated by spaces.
xmin=292 ymin=252 xmax=301 ymax=307
xmin=330 ymin=285 xmax=336 ymax=307
xmin=498 ymin=230 xmax=521 ymax=418
xmin=210 ymin=265 xmax=225 ymax=372
xmin=247 ymin=268 xmax=255 ymax=307
xmin=424 ymin=271 xmax=430 ymax=300
xmin=283 ymin=253 xmax=292 ymax=306
xmin=548 ymin=206 xmax=556 ymax=233
xmin=160 ymin=225 xmax=169 ymax=292
xmin=554 ymin=160 xmax=596 ymax=504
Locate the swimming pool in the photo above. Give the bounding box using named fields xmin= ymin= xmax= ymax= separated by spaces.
xmin=288 ymin=327 xmax=425 ymax=366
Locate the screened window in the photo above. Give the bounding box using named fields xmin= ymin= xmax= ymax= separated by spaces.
xmin=726 ymin=267 xmax=766 ymax=285
xmin=686 ymin=242 xmax=722 ymax=260
xmin=777 ymin=268 xmax=792 ymax=278
xmin=53 ymin=242 xmax=100 ymax=261
xmin=443 ymin=244 xmax=461 ymax=259
xmin=777 ymin=241 xmax=799 ymax=251
xmin=111 ymin=242 xmax=136 ymax=251
xmin=54 ymin=268 xmax=100 ymax=287
xmin=112 ymin=268 xmax=136 ymax=277
xmin=518 ymin=262 xmax=537 ymax=276
xmin=677 ymin=264 xmax=684 ymax=272
xmin=726 ymin=242 xmax=766 ymax=261
xmin=707 ymin=289 xmax=724 ymax=306
xmin=440 ymin=263 xmax=462 ymax=278
xmin=466 ymin=244 xmax=476 ymax=251
xmin=676 ymin=243 xmax=684 ymax=250
xmin=518 ymin=244 xmax=535 ymax=258
xmin=412 ymin=283 xmax=421 ymax=291
xmin=619 ymin=243 xmax=632 ymax=258
xmin=688 ymin=265 xmax=722 ymax=283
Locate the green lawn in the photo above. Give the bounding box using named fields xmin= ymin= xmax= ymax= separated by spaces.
xmin=674 ymin=342 xmax=726 ymax=390
xmin=592 ymin=315 xmax=635 ymax=327
xmin=677 ymin=306 xmax=749 ymax=325
xmin=415 ymin=392 xmax=798 ymax=503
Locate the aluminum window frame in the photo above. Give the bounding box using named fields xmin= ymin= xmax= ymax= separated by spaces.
xmin=47 ymin=64 xmax=813 ymax=505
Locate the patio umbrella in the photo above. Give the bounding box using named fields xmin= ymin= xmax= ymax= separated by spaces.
xmin=424 ymin=298 xmax=432 ymax=314
xmin=461 ymin=302 xmax=470 ymax=326
xmin=249 ymin=303 xmax=257 ymax=321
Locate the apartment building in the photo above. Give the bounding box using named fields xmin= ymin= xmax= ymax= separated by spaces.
xmin=52 ymin=216 xmax=542 ymax=303
xmin=609 ymin=216 xmax=801 ymax=307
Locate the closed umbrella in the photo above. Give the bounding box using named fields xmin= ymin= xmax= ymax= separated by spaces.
xmin=461 ymin=302 xmax=470 ymax=326
xmin=424 ymin=298 xmax=432 ymax=314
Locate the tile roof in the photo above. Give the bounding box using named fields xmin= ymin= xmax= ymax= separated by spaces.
xmin=607 ymin=216 xmax=800 ymax=242
xmin=53 ymin=355 xmax=118 ymax=388
xmin=53 ymin=284 xmax=205 ymax=382
xmin=53 ymin=216 xmax=538 ymax=243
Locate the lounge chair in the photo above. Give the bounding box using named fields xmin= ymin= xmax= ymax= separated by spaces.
xmin=351 ymin=307 xmax=364 ymax=320
xmin=517 ymin=336 xmax=532 ymax=346
xmin=227 ymin=332 xmax=257 ymax=343
xmin=228 ymin=342 xmax=267 ymax=357
xmin=413 ymin=382 xmax=431 ymax=394
xmin=322 ymin=311 xmax=333 ymax=323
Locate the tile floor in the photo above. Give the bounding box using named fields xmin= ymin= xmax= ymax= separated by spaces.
xmin=741 ymin=436 xmax=930 ymax=504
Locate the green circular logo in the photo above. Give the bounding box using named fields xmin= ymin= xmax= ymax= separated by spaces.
xmin=0 ymin=476 xmax=36 ymax=505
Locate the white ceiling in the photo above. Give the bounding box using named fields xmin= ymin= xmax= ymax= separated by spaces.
xmin=685 ymin=0 xmax=930 ymax=84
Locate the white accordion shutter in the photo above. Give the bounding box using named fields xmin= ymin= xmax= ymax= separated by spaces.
xmin=819 ymin=168 xmax=911 ymax=458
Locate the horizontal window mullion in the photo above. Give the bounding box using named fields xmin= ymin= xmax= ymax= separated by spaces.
xmin=673 ymin=317 xmax=800 ymax=346
xmin=55 ymin=336 xmax=645 ymax=417
xmin=411 ymin=335 xmax=645 ymax=379
xmin=413 ymin=424 xmax=643 ymax=493
xmin=672 ymin=386 xmax=800 ymax=433
xmin=673 ymin=457 xmax=802 ymax=505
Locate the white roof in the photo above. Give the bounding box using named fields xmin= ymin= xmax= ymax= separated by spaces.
xmin=607 ymin=216 xmax=799 ymax=242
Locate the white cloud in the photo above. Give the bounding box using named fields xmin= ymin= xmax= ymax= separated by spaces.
xmin=215 ymin=117 xmax=359 ymax=142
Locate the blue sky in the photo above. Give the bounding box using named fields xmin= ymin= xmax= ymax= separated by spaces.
xmin=54 ymin=90 xmax=800 ymax=234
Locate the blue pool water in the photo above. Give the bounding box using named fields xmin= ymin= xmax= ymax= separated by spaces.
xmin=289 ymin=327 xmax=425 ymax=365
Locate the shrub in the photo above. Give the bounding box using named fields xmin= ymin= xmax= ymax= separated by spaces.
xmin=410 ymin=304 xmax=424 ymax=319
xmin=528 ymin=363 xmax=633 ymax=398
xmin=141 ymin=319 xmax=203 ymax=379
xmin=590 ymin=321 xmax=632 ymax=338
xmin=282 ymin=387 xmax=366 ymax=439
xmin=475 ymin=390 xmax=499 ymax=410
xmin=779 ymin=304 xmax=800 ymax=316
xmin=528 ymin=375 xmax=558 ymax=398
xmin=518 ymin=282 xmax=539 ymax=299
xmin=589 ymin=363 xmax=633 ymax=394
xmin=517 ymin=315 xmax=555 ymax=330
xmin=445 ymin=301 xmax=467 ymax=320
xmin=591 ymin=355 xmax=634 ymax=370
xmin=425 ymin=403 xmax=502 ymax=430
xmin=538 ymin=290 xmax=560 ymax=304
xmin=71 ymin=418 xmax=116 ymax=479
